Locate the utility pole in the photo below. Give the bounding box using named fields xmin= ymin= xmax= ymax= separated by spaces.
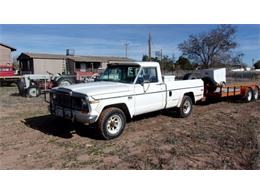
xmin=148 ymin=33 xmax=152 ymax=61
xmin=160 ymin=49 xmax=163 ymax=61
xmin=124 ymin=41 xmax=129 ymax=58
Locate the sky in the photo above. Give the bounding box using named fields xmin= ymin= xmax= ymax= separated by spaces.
xmin=0 ymin=24 xmax=259 ymax=66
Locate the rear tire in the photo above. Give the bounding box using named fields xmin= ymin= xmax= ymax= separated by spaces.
xmin=177 ymin=95 xmax=193 ymax=118
xmin=243 ymin=88 xmax=253 ymax=102
xmin=253 ymin=87 xmax=259 ymax=101
xmin=97 ymin=107 xmax=126 ymax=140
xmin=57 ymin=77 xmax=74 ymax=87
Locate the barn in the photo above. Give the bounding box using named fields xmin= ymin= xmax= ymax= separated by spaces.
xmin=17 ymin=52 xmax=133 ymax=75
xmin=0 ymin=43 xmax=16 ymax=65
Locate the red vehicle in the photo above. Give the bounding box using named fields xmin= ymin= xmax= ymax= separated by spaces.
xmin=0 ymin=65 xmax=15 ymax=77
xmin=0 ymin=65 xmax=21 ymax=86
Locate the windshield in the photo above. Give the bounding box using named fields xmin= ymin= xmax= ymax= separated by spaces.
xmin=99 ymin=65 xmax=140 ymax=83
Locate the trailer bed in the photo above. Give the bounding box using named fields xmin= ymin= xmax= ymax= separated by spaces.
xmin=205 ymin=82 xmax=259 ymax=101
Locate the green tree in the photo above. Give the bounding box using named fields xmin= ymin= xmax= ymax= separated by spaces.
xmin=175 ymin=56 xmax=193 ymax=70
xmin=178 ymin=25 xmax=238 ymax=68
xmin=141 ymin=54 xmax=174 ymax=73
xmin=160 ymin=55 xmax=174 ymax=73
xmin=253 ymin=60 xmax=260 ymax=69
xmin=142 ymin=55 xmax=149 ymax=61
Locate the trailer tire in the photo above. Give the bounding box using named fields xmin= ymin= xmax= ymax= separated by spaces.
xmin=243 ymin=88 xmax=253 ymax=102
xmin=97 ymin=107 xmax=126 ymax=140
xmin=177 ymin=95 xmax=193 ymax=118
xmin=253 ymin=87 xmax=259 ymax=101
xmin=27 ymin=86 xmax=41 ymax=97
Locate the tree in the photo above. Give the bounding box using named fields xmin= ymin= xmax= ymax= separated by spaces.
xmin=160 ymin=55 xmax=174 ymax=73
xmin=178 ymin=25 xmax=238 ymax=68
xmin=175 ymin=56 xmax=193 ymax=70
xmin=142 ymin=55 xmax=149 ymax=61
xmin=254 ymin=60 xmax=260 ymax=69
xmin=142 ymin=54 xmax=174 ymax=73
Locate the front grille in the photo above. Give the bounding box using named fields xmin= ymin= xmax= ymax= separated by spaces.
xmin=51 ymin=90 xmax=89 ymax=112
xmin=54 ymin=92 xmax=71 ymax=108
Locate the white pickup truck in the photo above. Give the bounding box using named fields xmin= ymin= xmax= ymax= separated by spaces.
xmin=49 ymin=62 xmax=204 ymax=139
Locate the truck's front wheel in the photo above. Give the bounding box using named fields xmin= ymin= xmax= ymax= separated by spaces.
xmin=178 ymin=95 xmax=193 ymax=118
xmin=97 ymin=107 xmax=126 ymax=140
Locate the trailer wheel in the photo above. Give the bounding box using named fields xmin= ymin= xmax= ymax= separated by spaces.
xmin=253 ymin=87 xmax=259 ymax=101
xmin=243 ymin=88 xmax=253 ymax=102
xmin=178 ymin=95 xmax=193 ymax=118
xmin=27 ymin=86 xmax=41 ymax=97
xmin=97 ymin=107 xmax=126 ymax=140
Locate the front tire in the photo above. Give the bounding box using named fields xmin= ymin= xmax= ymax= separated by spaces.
xmin=27 ymin=86 xmax=41 ymax=97
xmin=97 ymin=107 xmax=126 ymax=140
xmin=177 ymin=95 xmax=193 ymax=118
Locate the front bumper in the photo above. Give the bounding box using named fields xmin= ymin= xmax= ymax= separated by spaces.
xmin=49 ymin=105 xmax=98 ymax=124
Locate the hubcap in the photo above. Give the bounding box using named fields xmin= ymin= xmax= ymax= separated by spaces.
xmin=247 ymin=91 xmax=252 ymax=101
xmin=106 ymin=114 xmax=122 ymax=135
xmin=254 ymin=89 xmax=259 ymax=100
xmin=60 ymin=80 xmax=71 ymax=87
xmin=29 ymin=88 xmax=37 ymax=97
xmin=183 ymin=100 xmax=191 ymax=114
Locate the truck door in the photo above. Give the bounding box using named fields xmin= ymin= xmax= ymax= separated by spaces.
xmin=134 ymin=67 xmax=166 ymax=116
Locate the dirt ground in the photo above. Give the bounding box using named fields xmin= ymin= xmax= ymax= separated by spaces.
xmin=0 ymin=83 xmax=259 ymax=169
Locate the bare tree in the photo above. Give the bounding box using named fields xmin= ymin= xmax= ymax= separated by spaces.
xmin=178 ymin=25 xmax=238 ymax=68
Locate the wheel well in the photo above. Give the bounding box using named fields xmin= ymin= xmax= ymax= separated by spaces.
xmin=184 ymin=92 xmax=195 ymax=104
xmin=103 ymin=103 xmax=131 ymax=120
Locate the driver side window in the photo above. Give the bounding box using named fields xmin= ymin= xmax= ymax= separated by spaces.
xmin=136 ymin=67 xmax=158 ymax=84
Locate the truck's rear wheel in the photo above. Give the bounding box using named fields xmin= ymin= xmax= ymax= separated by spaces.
xmin=97 ymin=107 xmax=126 ymax=140
xmin=177 ymin=95 xmax=193 ymax=118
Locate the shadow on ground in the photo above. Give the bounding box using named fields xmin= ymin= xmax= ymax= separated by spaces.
xmin=10 ymin=93 xmax=22 ymax=97
xmin=23 ymin=115 xmax=101 ymax=140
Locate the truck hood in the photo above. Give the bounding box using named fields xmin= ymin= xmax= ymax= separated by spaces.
xmin=59 ymin=81 xmax=132 ymax=99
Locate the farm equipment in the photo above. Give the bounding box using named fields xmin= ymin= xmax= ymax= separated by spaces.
xmin=17 ymin=72 xmax=100 ymax=97
xmin=0 ymin=65 xmax=21 ymax=86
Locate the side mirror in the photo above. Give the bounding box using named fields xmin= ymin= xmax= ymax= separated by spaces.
xmin=136 ymin=77 xmax=144 ymax=85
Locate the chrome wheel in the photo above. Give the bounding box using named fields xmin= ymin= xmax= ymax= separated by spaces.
xmin=183 ymin=99 xmax=191 ymax=114
xmin=59 ymin=80 xmax=71 ymax=87
xmin=247 ymin=90 xmax=253 ymax=102
xmin=106 ymin=114 xmax=122 ymax=135
xmin=28 ymin=87 xmax=38 ymax=97
xmin=254 ymin=88 xmax=259 ymax=100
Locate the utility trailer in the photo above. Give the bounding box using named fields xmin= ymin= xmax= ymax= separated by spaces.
xmin=204 ymin=82 xmax=259 ymax=102
xmin=187 ymin=68 xmax=259 ymax=102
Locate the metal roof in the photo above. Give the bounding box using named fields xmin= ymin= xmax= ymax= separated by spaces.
xmin=18 ymin=52 xmax=134 ymax=62
xmin=0 ymin=43 xmax=16 ymax=51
